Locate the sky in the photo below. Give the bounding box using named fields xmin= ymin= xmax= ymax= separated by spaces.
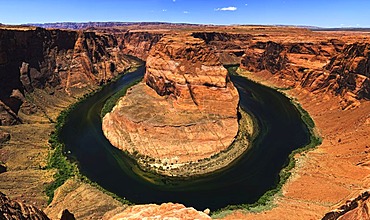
xmin=0 ymin=0 xmax=370 ymax=27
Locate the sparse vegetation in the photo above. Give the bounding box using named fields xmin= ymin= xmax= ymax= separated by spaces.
xmin=212 ymin=67 xmax=323 ymax=218
xmin=45 ymin=103 xmax=78 ymax=203
xmin=100 ymin=78 xmax=142 ymax=118
xmin=44 ymin=66 xmax=142 ymax=205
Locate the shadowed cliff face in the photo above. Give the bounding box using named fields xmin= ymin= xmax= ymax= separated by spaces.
xmin=120 ymin=31 xmax=163 ymax=60
xmin=0 ymin=28 xmax=149 ymax=125
xmin=1 ymin=28 xmax=368 ymax=126
xmin=239 ymin=39 xmax=370 ymax=108
xmin=191 ymin=32 xmax=251 ymax=65
xmin=322 ymin=191 xmax=370 ymax=220
xmin=0 ymin=28 xmax=75 ymax=125
xmin=0 ymin=191 xmax=50 ymax=220
xmin=325 ymin=43 xmax=370 ymax=100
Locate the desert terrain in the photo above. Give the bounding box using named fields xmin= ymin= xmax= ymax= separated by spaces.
xmin=0 ymin=23 xmax=369 ymax=219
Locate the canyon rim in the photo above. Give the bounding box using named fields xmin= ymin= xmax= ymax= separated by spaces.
xmin=102 ymin=34 xmax=254 ymax=177
xmin=0 ymin=22 xmax=369 ymax=220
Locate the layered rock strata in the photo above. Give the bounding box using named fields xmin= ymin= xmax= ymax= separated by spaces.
xmin=107 ymin=203 xmax=211 ymax=220
xmin=0 ymin=27 xmax=132 ymax=125
xmin=0 ymin=191 xmax=50 ymax=220
xmin=240 ymin=40 xmax=370 ymax=109
xmin=103 ymin=35 xmax=244 ymax=176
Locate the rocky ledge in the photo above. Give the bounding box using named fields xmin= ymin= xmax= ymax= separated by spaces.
xmin=0 ymin=191 xmax=50 ymax=220
xmin=107 ymin=203 xmax=211 ymax=220
xmin=102 ymin=34 xmax=252 ymax=177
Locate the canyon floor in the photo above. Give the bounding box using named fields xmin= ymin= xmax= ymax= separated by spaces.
xmin=1 ymin=24 xmax=370 ymax=219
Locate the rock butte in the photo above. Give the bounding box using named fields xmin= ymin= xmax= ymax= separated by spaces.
xmin=102 ymin=34 xmax=242 ymax=175
xmin=1 ymin=24 xmax=370 ymax=219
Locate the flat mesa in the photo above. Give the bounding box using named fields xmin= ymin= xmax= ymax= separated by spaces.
xmin=102 ymin=34 xmax=252 ymax=177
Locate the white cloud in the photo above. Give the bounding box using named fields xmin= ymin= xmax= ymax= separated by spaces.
xmin=183 ymin=11 xmax=189 ymax=14
xmin=245 ymin=3 xmax=248 ymax=6
xmin=215 ymin=6 xmax=237 ymax=11
xmin=162 ymin=9 xmax=167 ymax=12
xmin=173 ymin=0 xmax=176 ymax=2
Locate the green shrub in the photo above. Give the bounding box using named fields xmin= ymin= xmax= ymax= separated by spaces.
xmin=44 ymin=66 xmax=141 ymax=205
xmin=212 ymin=71 xmax=323 ymax=217
xmin=100 ymin=78 xmax=142 ymax=118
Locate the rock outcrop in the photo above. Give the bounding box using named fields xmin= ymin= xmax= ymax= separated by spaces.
xmin=0 ymin=191 xmax=50 ymax=220
xmin=107 ymin=203 xmax=211 ymax=220
xmin=0 ymin=27 xmax=144 ymax=125
xmin=240 ymin=40 xmax=370 ymax=109
xmin=103 ymin=35 xmax=243 ymax=176
xmin=0 ymin=130 xmax=10 ymax=144
xmin=120 ymin=31 xmax=163 ymax=60
xmin=325 ymin=43 xmax=370 ymax=100
xmin=322 ymin=191 xmax=370 ymax=220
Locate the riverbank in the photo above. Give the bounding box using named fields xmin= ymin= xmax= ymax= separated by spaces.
xmin=124 ymin=107 xmax=256 ymax=178
xmin=0 ymin=61 xmax=142 ymax=219
xmin=210 ymin=68 xmax=322 ymax=218
xmin=221 ymin=69 xmax=370 ymax=219
xmin=66 ymin=64 xmax=313 ymax=212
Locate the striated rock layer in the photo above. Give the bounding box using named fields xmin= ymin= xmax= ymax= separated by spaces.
xmin=107 ymin=203 xmax=211 ymax=220
xmin=0 ymin=191 xmax=50 ymax=220
xmin=103 ymin=35 xmax=241 ymax=176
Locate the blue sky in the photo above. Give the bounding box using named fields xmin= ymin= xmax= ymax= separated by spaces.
xmin=0 ymin=0 xmax=369 ymax=27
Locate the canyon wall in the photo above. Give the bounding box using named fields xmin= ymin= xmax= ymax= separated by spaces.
xmin=102 ymin=35 xmax=242 ymax=176
xmin=239 ymin=39 xmax=370 ymax=109
xmin=2 ymin=27 xmax=368 ymax=127
xmin=0 ymin=191 xmax=50 ymax=220
xmin=0 ymin=27 xmax=162 ymax=126
xmin=191 ymin=31 xmax=369 ymax=107
xmin=1 ymin=25 xmax=370 ymax=219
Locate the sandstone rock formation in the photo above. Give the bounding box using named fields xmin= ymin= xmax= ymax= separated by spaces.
xmin=0 ymin=130 xmax=10 ymax=144
xmin=240 ymin=39 xmax=370 ymax=110
xmin=2 ymin=24 xmax=370 ymax=220
xmin=103 ymin=34 xmax=241 ymax=176
xmin=322 ymin=191 xmax=370 ymax=220
xmin=0 ymin=191 xmax=50 ymax=220
xmin=325 ymin=43 xmax=370 ymax=100
xmin=107 ymin=203 xmax=211 ymax=220
xmin=44 ymin=179 xmax=124 ymax=220
xmin=120 ymin=31 xmax=163 ymax=60
xmin=0 ymin=27 xmax=151 ymax=125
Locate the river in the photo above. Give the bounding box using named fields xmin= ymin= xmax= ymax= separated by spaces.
xmin=60 ymin=66 xmax=310 ymax=210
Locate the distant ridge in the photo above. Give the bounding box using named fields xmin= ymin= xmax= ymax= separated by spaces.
xmin=313 ymin=27 xmax=370 ymax=32
xmin=25 ymin=21 xmax=206 ymax=30
xmin=23 ymin=22 xmax=370 ymax=32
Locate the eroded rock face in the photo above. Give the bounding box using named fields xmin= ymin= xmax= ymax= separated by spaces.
xmin=121 ymin=31 xmax=163 ymax=60
xmin=0 ymin=191 xmax=50 ymax=220
xmin=325 ymin=43 xmax=370 ymax=100
xmin=0 ymin=130 xmax=10 ymax=144
xmin=0 ymin=27 xmax=143 ymax=125
xmin=240 ymin=40 xmax=370 ymax=109
xmin=322 ymin=191 xmax=370 ymax=220
xmin=144 ymin=35 xmax=238 ymax=114
xmin=107 ymin=203 xmax=211 ymax=220
xmin=103 ymin=35 xmax=240 ymax=175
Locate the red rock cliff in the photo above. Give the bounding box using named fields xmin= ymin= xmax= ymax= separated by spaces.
xmin=103 ymin=35 xmax=241 ymax=176
xmin=0 ymin=27 xmax=139 ymax=125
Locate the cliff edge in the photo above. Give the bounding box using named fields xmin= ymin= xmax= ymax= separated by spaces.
xmin=102 ymin=34 xmax=250 ymax=177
